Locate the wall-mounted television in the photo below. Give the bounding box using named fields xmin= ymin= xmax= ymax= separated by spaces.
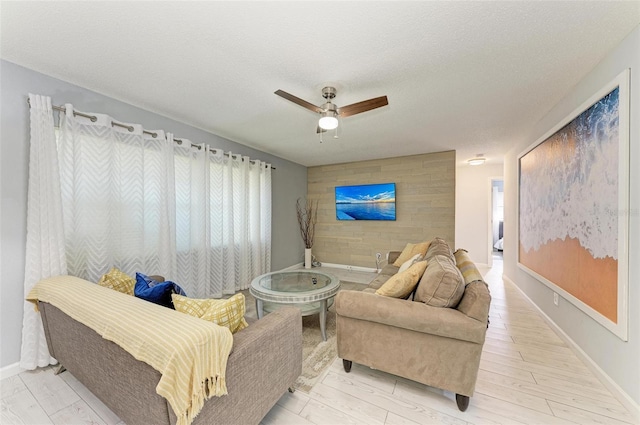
xmin=335 ymin=183 xmax=396 ymax=221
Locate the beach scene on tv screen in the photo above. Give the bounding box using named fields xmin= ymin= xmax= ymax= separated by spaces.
xmin=335 ymin=183 xmax=396 ymax=221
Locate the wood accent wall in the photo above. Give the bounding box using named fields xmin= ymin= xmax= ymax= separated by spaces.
xmin=307 ymin=150 xmax=456 ymax=268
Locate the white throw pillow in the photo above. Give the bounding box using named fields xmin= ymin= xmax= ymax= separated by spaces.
xmin=398 ymin=253 xmax=422 ymax=273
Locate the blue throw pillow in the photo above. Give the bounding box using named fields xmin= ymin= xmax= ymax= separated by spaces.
xmin=134 ymin=273 xmax=186 ymax=309
xmin=172 ymin=282 xmax=187 ymax=296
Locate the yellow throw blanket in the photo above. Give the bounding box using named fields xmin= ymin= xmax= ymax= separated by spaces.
xmin=27 ymin=275 xmax=233 ymax=425
xmin=454 ymin=249 xmax=485 ymax=285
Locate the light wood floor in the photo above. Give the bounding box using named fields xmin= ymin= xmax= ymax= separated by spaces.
xmin=2 ymin=258 xmax=637 ymax=424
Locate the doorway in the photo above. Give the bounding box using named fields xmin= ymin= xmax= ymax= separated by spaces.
xmin=488 ymin=178 xmax=504 ymax=267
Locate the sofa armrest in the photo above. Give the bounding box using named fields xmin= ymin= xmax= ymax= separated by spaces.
xmin=232 ymin=307 xmax=302 ymax=362
xmin=387 ymin=251 xmax=401 ymax=265
xmin=185 ymin=307 xmax=303 ymax=425
xmin=456 ymin=281 xmax=491 ymax=323
xmin=229 ymin=306 xmax=302 ymax=394
xmin=336 ymin=290 xmax=486 ymax=344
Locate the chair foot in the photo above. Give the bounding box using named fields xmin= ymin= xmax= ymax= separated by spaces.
xmin=288 ymin=387 xmax=295 ymax=393
xmin=456 ymin=394 xmax=469 ymax=412
xmin=343 ymin=359 xmax=352 ymax=373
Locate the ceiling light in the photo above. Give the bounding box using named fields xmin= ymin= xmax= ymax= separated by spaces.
xmin=318 ymin=111 xmax=339 ymax=130
xmin=467 ymin=155 xmax=486 ymax=166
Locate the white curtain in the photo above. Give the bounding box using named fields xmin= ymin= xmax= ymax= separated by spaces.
xmin=20 ymin=94 xmax=67 ymax=369
xmin=173 ymin=136 xmax=272 ymax=298
xmin=56 ymin=107 xmax=271 ymax=298
xmin=57 ymin=106 xmax=176 ymax=282
xmin=173 ymin=136 xmax=211 ymax=296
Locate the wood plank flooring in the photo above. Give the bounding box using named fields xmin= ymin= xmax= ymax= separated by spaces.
xmin=2 ymin=257 xmax=637 ymax=424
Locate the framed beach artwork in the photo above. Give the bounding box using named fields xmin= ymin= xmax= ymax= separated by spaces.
xmin=517 ymin=69 xmax=630 ymax=340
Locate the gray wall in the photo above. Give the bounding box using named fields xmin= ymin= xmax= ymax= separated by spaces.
xmin=503 ymin=26 xmax=640 ymax=404
xmin=0 ymin=60 xmax=307 ymax=369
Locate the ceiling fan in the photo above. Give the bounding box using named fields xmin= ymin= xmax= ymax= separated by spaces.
xmin=274 ymin=86 xmax=388 ymax=134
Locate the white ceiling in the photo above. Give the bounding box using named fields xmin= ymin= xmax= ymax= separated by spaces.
xmin=1 ymin=2 xmax=639 ymax=167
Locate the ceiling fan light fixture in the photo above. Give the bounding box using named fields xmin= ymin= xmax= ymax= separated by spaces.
xmin=275 ymin=86 xmax=388 ymax=135
xmin=318 ymin=111 xmax=339 ymax=130
xmin=467 ymin=155 xmax=486 ymax=166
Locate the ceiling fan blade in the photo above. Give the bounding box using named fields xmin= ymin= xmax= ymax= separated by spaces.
xmin=337 ymin=96 xmax=388 ymax=118
xmin=275 ymin=90 xmax=322 ymax=113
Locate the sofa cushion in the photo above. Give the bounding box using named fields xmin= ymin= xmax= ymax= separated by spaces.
xmin=172 ymin=293 xmax=249 ymax=334
xmin=424 ymin=237 xmax=454 ymax=262
xmin=367 ymin=274 xmax=389 ymax=291
xmin=379 ymin=264 xmax=400 ymax=277
xmin=398 ymin=253 xmax=423 ymax=273
xmin=456 ymin=280 xmax=491 ymax=323
xmin=454 ymin=249 xmax=484 ymax=285
xmin=376 ymin=261 xmax=428 ymax=299
xmin=97 ymin=267 xmax=135 ymax=296
xmin=415 ymin=255 xmax=465 ymax=308
xmin=393 ymin=242 xmax=431 ymax=267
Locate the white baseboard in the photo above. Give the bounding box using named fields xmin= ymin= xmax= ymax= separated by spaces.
xmin=320 ymin=262 xmax=378 ymax=273
xmin=278 ymin=262 xmax=303 ymax=271
xmin=276 ymin=262 xmax=378 ymax=274
xmin=0 ymin=362 xmax=24 ymax=380
xmin=503 ymin=274 xmax=640 ymax=421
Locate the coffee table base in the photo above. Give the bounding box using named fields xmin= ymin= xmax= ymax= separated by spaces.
xmin=256 ymin=298 xmax=333 ymax=341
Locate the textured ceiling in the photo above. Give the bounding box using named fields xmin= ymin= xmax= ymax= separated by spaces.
xmin=1 ymin=2 xmax=639 ymax=167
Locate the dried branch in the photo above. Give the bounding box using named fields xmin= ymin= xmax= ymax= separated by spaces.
xmin=296 ymin=197 xmax=318 ymax=249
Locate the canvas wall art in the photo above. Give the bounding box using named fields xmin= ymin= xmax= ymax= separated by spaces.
xmin=518 ymin=70 xmax=629 ymax=340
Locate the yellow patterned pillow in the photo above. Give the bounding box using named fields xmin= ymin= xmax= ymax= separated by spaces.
xmin=393 ymin=242 xmax=431 ymax=267
xmin=376 ymin=260 xmax=428 ymax=298
xmin=97 ymin=267 xmax=135 ymax=296
xmin=172 ymin=293 xmax=249 ymax=334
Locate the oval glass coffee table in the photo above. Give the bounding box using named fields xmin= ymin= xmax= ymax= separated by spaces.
xmin=250 ymin=270 xmax=340 ymax=341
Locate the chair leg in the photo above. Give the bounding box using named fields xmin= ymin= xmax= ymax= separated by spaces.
xmin=456 ymin=394 xmax=469 ymax=412
xmin=342 ymin=359 xmax=352 ymax=373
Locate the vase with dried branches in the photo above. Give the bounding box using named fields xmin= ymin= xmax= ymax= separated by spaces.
xmin=296 ymin=197 xmax=318 ymax=268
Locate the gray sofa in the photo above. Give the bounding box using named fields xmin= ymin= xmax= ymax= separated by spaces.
xmin=38 ymin=288 xmax=302 ymax=425
xmin=336 ymin=240 xmax=491 ymax=411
